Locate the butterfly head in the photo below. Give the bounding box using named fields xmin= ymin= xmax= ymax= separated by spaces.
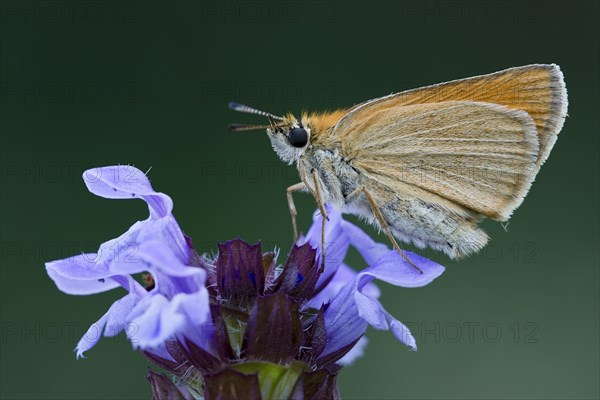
xmin=228 ymin=102 xmax=310 ymax=165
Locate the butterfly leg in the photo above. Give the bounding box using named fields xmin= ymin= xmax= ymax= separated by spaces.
xmin=346 ymin=186 xmax=423 ymax=274
xmin=312 ymin=170 xmax=329 ymax=217
xmin=308 ymin=169 xmax=328 ymax=271
xmin=286 ymin=182 xmax=306 ymax=242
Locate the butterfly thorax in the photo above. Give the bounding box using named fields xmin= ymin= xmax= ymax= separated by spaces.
xmin=301 ymin=109 xmax=348 ymax=146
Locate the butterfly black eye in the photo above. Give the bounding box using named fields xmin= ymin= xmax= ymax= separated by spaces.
xmin=288 ymin=128 xmax=308 ymax=148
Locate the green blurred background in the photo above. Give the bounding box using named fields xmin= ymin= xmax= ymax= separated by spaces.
xmin=1 ymin=1 xmax=598 ymax=399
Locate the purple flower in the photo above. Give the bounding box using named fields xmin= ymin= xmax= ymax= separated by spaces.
xmin=46 ymin=165 xmax=445 ymax=398
xmin=300 ymin=207 xmax=445 ymax=359
xmin=45 ymin=166 xmax=210 ymax=358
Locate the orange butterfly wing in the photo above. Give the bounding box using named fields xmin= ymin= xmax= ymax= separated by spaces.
xmin=336 ymin=64 xmax=567 ymax=170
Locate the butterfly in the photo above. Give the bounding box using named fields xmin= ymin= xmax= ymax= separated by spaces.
xmin=229 ymin=64 xmax=568 ymax=270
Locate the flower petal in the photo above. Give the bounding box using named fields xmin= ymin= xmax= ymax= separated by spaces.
xmin=103 ymin=293 xmax=139 ymax=337
xmin=300 ymin=207 xmax=351 ymax=291
xmin=390 ymin=318 xmax=417 ymax=350
xmin=75 ymin=313 xmax=109 ymax=358
xmin=83 ymin=166 xmax=173 ymax=219
xmin=75 ymin=291 xmax=140 ymax=358
xmin=127 ymin=287 xmax=211 ymax=350
xmin=357 ymin=250 xmax=445 ymax=289
xmin=308 ymin=263 xmax=380 ymax=309
xmin=169 ymin=289 xmax=211 ymax=327
xmin=321 ymin=281 xmax=368 ymax=358
xmin=104 ymin=277 xmax=146 ymax=337
xmin=83 ymin=165 xmax=189 ymax=261
xmin=340 ymin=220 xmax=389 ymax=266
xmin=354 ymin=287 xmax=417 ymax=350
xmin=178 ymin=322 xmax=219 ymax=359
xmin=134 ymin=216 xmax=190 ymax=264
xmin=137 ymin=240 xmax=204 ymax=279
xmin=128 ymin=295 xmax=187 ymax=349
xmin=45 ymin=255 xmax=122 ymax=295
xmin=349 ymin=250 xmax=444 ymax=349
xmin=322 ymin=249 xmax=444 ymax=354
xmin=48 ymin=165 xmax=212 ymax=361
xmin=47 ymin=166 xmax=193 ymax=299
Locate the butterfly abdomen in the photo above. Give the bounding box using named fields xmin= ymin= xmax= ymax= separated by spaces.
xmin=381 ymin=195 xmax=489 ymax=259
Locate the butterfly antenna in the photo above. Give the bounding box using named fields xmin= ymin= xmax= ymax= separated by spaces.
xmin=228 ymin=102 xmax=284 ymax=121
xmin=228 ymin=123 xmax=272 ymax=132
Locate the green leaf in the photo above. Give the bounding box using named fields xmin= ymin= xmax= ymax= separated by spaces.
xmin=232 ymin=361 xmax=305 ymax=400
